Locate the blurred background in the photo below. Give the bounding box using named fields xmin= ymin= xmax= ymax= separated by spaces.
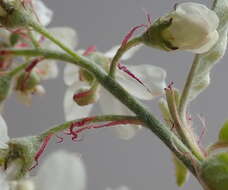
xmin=3 ymin=0 xmax=228 ymax=189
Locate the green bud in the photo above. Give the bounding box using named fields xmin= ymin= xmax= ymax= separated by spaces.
xmin=200 ymin=152 xmax=228 ymax=190
xmin=74 ymin=85 xmax=100 ymax=106
xmin=5 ymin=136 xmax=41 ymax=179
xmin=15 ymin=71 xmax=41 ymax=93
xmin=0 ymin=0 xmax=36 ymax=28
xmin=142 ymin=17 xmax=177 ymax=51
xmin=0 ymin=74 xmax=11 ymax=102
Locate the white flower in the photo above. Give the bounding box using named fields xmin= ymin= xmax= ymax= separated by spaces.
xmin=32 ymin=0 xmax=53 ymax=26
xmin=34 ymin=150 xmax=86 ymax=190
xmin=162 ymin=2 xmax=219 ymax=53
xmin=0 ymin=150 xmax=86 ymax=190
xmin=0 ymin=114 xmax=9 ymax=149
xmin=63 ymin=45 xmax=166 ymax=139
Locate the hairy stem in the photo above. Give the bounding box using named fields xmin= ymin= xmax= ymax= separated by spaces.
xmin=4 ymin=47 xmax=202 ymax=175
xmin=178 ymin=55 xmax=200 ymax=120
xmin=108 ymin=37 xmax=143 ymax=78
xmin=40 ymin=115 xmax=141 ymax=140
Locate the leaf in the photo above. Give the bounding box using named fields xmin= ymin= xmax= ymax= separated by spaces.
xmin=219 ymin=120 xmax=228 ymax=141
xmin=172 ymin=155 xmax=189 ymax=187
xmin=188 ymin=0 xmax=228 ymax=102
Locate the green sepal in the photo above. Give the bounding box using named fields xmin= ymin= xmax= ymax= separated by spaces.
xmin=172 ymin=155 xmax=189 ymax=187
xmin=219 ymin=120 xmax=228 ymax=141
xmin=5 ymin=136 xmax=41 ymax=180
xmin=200 ymin=152 xmax=228 ymax=190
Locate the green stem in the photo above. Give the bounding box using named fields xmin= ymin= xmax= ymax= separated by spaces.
xmin=40 ymin=115 xmax=141 ymax=140
xmin=29 ymin=22 xmax=82 ymax=62
xmin=28 ymin=29 xmax=40 ymax=49
xmin=5 ymin=48 xmax=201 ymax=175
xmin=8 ymin=63 xmax=27 ymax=77
xmin=108 ymin=37 xmax=143 ymax=78
xmin=179 ymin=55 xmax=200 ymax=120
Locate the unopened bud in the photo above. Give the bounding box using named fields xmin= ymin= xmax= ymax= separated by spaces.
xmin=73 ymin=85 xmax=100 ymax=106
xmin=142 ymin=3 xmax=219 ymax=54
xmin=0 ymin=0 xmax=36 ymax=28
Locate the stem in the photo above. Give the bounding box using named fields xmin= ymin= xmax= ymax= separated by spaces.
xmin=8 ymin=63 xmax=27 ymax=77
xmin=40 ymin=115 xmax=141 ymax=140
xmin=28 ymin=29 xmax=40 ymax=49
xmin=108 ymin=37 xmax=143 ymax=78
xmin=179 ymin=55 xmax=200 ymax=119
xmin=29 ymin=22 xmax=82 ymax=62
xmin=6 ymin=48 xmax=201 ymax=175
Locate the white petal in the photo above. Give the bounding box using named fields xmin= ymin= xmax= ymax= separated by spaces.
xmin=105 ymin=45 xmax=142 ymax=60
xmin=63 ymin=64 xmax=80 ymax=86
xmin=43 ymin=27 xmax=77 ymax=51
xmin=33 ymin=0 xmax=53 ymax=26
xmin=106 ymin=186 xmax=130 ymax=190
xmin=64 ymin=83 xmax=93 ymax=121
xmin=35 ymin=60 xmax=58 ymax=80
xmin=0 ymin=171 xmax=9 ymax=190
xmin=35 ymin=150 xmax=86 ymax=190
xmin=189 ymin=31 xmax=219 ymax=54
xmin=99 ymin=88 xmax=141 ymax=140
xmin=0 ymin=115 xmax=9 ymax=149
xmin=116 ymin=64 xmax=166 ymax=100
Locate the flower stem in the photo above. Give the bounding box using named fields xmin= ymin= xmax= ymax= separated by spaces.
xmin=8 ymin=63 xmax=27 ymax=77
xmin=40 ymin=115 xmax=141 ymax=140
xmin=6 ymin=47 xmax=202 ymax=175
xmin=178 ymin=55 xmax=200 ymax=120
xmin=108 ymin=37 xmax=143 ymax=78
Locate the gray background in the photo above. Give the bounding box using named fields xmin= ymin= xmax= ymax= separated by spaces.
xmin=3 ymin=0 xmax=228 ymax=189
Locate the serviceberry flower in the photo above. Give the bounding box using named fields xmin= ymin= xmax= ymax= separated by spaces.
xmin=143 ymin=2 xmax=219 ymax=53
xmin=64 ymin=45 xmax=166 ymax=139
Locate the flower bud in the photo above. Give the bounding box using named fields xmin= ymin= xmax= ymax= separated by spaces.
xmin=0 ymin=0 xmax=36 ymax=28
xmin=4 ymin=136 xmax=41 ymax=180
xmin=15 ymin=71 xmax=41 ymax=93
xmin=200 ymin=152 xmax=228 ymax=190
xmin=73 ymin=85 xmax=100 ymax=106
xmin=142 ymin=3 xmax=219 ymax=53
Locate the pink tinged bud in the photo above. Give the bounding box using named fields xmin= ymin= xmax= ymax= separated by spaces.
xmin=73 ymin=85 xmax=100 ymax=106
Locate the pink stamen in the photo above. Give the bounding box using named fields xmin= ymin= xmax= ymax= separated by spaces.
xmin=73 ymin=90 xmax=90 ymax=100
xmin=15 ymin=43 xmax=29 ymax=48
xmin=29 ymin=134 xmax=53 ymax=170
xmin=165 ymin=81 xmax=174 ymax=91
xmin=121 ymin=24 xmax=147 ymax=47
xmin=55 ymin=135 xmax=64 ymax=144
xmin=83 ymin=45 xmax=96 ymax=56
xmin=68 ymin=120 xmax=138 ymax=141
xmin=117 ymin=63 xmax=154 ymax=95
xmin=25 ymin=57 xmax=44 ymax=72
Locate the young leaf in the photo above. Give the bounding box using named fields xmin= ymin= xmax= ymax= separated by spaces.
xmin=219 ymin=120 xmax=228 ymax=141
xmin=172 ymin=155 xmax=189 ymax=187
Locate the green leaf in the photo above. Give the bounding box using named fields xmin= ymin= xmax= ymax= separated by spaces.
xmin=219 ymin=120 xmax=228 ymax=141
xmin=172 ymin=155 xmax=189 ymax=187
xmin=188 ymin=0 xmax=228 ymax=102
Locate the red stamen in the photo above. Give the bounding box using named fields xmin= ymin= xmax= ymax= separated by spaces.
xmin=25 ymin=57 xmax=44 ymax=72
xmin=83 ymin=45 xmax=96 ymax=56
xmin=165 ymin=81 xmax=174 ymax=91
xmin=68 ymin=120 xmax=138 ymax=141
xmin=55 ymin=135 xmax=64 ymax=144
xmin=121 ymin=24 xmax=147 ymax=47
xmin=29 ymin=134 xmax=53 ymax=170
xmin=15 ymin=43 xmax=29 ymax=48
xmin=117 ymin=63 xmax=154 ymax=95
xmin=73 ymin=90 xmax=90 ymax=100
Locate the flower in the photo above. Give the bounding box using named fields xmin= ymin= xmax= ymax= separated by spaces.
xmin=0 ymin=150 xmax=86 ymax=190
xmin=64 ymin=45 xmax=167 ymax=139
xmin=162 ymin=2 xmax=219 ymax=53
xmin=143 ymin=2 xmax=219 ymax=54
xmin=106 ymin=186 xmax=130 ymax=190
